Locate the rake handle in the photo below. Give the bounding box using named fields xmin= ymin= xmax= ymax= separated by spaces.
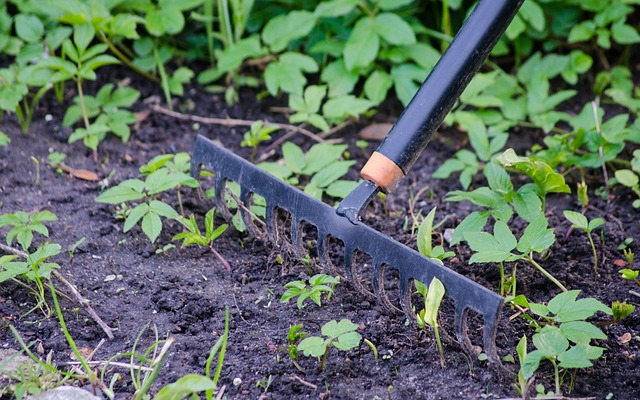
xmin=361 ymin=0 xmax=524 ymax=192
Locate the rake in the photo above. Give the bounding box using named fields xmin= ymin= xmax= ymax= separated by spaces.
xmin=191 ymin=0 xmax=524 ymax=362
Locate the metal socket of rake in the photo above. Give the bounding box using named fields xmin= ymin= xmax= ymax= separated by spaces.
xmin=191 ymin=134 xmax=504 ymax=362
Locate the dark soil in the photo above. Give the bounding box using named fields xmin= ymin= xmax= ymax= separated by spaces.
xmin=1 ymin=69 xmax=639 ymax=400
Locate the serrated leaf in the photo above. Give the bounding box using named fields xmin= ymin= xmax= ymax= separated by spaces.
xmin=374 ymin=13 xmax=415 ymax=45
xmin=149 ymin=200 xmax=179 ymax=219
xmin=364 ymin=70 xmax=393 ymax=104
xmin=297 ymin=336 xmax=327 ymax=357
xmin=326 ymin=180 xmax=359 ymax=199
xmin=497 ymin=148 xmax=570 ymax=195
xmin=563 ymin=210 xmax=588 ymax=230
xmin=558 ymin=343 xmax=604 ymax=369
xmin=485 ymin=162 xmax=513 ymax=195
xmin=15 ymin=14 xmax=43 ymax=43
xmin=141 ymin=212 xmax=163 ymax=243
xmin=96 ymin=179 xmax=145 ymax=204
xmin=303 ymin=144 xmax=347 ymax=175
xmin=521 ymin=350 xmax=543 ymax=380
xmin=264 ymin=52 xmax=318 ymax=96
xmin=310 ymin=160 xmax=355 ymax=188
xmin=282 ymin=142 xmax=306 ymax=174
xmin=320 ymin=60 xmax=358 ymax=97
xmin=262 ymin=10 xmax=317 ymax=53
xmin=314 ymin=0 xmax=359 ymax=17
xmin=560 ymin=321 xmax=607 ymax=343
xmin=333 ymin=331 xmax=362 ymax=350
xmin=344 ymin=17 xmax=379 ymax=71
xmin=533 ymin=325 xmax=569 ymax=358
xmin=516 ymin=213 xmax=555 ymax=254
xmin=450 ymin=211 xmax=489 ymax=245
xmin=124 ymin=203 xmax=149 ymax=232
xmin=322 ymin=319 xmax=358 ymax=338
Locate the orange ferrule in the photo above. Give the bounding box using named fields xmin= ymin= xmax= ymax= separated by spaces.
xmin=360 ymin=151 xmax=405 ymax=193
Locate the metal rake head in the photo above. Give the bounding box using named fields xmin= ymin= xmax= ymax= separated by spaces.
xmin=191 ymin=135 xmax=504 ymax=362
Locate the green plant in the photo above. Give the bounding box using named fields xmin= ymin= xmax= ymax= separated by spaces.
xmin=258 ymin=142 xmax=358 ymax=201
xmin=95 ymin=168 xmax=193 ymax=243
xmin=240 ymin=120 xmax=279 ymax=161
xmin=518 ymin=290 xmax=611 ymax=396
xmin=297 ymin=319 xmax=362 ymax=369
xmin=173 ymin=209 xmax=230 ymax=270
xmin=414 ymin=277 xmax=446 ymax=366
xmin=563 ymin=210 xmax=604 ymax=275
xmin=611 ymin=300 xmax=635 ymax=323
xmin=0 ymin=131 xmax=10 ymax=146
xmin=0 ymin=210 xmax=58 ymax=251
xmin=286 ymin=324 xmax=307 ymax=362
xmin=0 ymin=350 xmax=68 ymax=399
xmin=416 ymin=207 xmax=454 ymax=265
xmin=280 ymin=274 xmax=340 ymax=309
xmin=568 ymin=0 xmax=640 ymax=49
xmin=619 ymin=268 xmax=640 ymax=286
xmin=256 ymin=375 xmax=273 ymax=393
xmin=41 ymin=23 xmax=120 ymax=158
xmin=154 ymin=308 xmax=229 ymax=400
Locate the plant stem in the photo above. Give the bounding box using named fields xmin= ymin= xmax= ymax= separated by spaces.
xmin=499 ymin=261 xmax=505 ymax=296
xmin=434 ymin=324 xmax=445 ymax=367
xmin=153 ymin=45 xmax=173 ymax=110
xmin=98 ymin=31 xmax=160 ymax=83
xmin=525 ymin=254 xmax=567 ymax=292
xmin=552 ymin=359 xmax=561 ymax=395
xmin=587 ymin=233 xmax=598 ymax=276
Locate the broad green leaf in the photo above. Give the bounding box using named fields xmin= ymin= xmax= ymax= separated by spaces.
xmin=298 ymin=336 xmax=327 ymax=357
xmin=141 ymin=212 xmax=163 ymax=243
xmin=304 ymin=183 xmax=323 ymax=200
xmin=73 ymin=23 xmax=94 ymax=54
xmin=264 ymin=52 xmax=318 ymax=96
xmin=423 ymin=278 xmax=445 ymax=326
xmin=320 ymin=60 xmax=358 ymax=97
xmin=310 ymin=160 xmax=356 ymax=188
xmin=282 ymin=142 xmax=306 ymax=174
xmin=512 ymin=186 xmax=542 ymax=222
xmin=379 ymin=0 xmax=414 ymax=10
xmin=558 ymin=343 xmax=604 ymax=369
xmin=450 ymin=211 xmax=489 ymax=245
xmin=322 ymin=319 xmax=358 ymax=339
xmin=322 ymin=95 xmax=375 ymax=121
xmin=15 ymin=14 xmax=43 ymax=43
xmin=533 ymin=325 xmax=569 ymax=358
xmin=485 ymin=162 xmax=513 ymax=195
xmin=154 ymin=374 xmax=217 ymax=400
xmin=494 ymin=220 xmax=517 ymax=252
xmin=149 ymin=200 xmax=179 ymax=219
xmin=314 ymin=0 xmax=358 ymax=17
xmin=588 ymin=218 xmax=604 ymax=231
xmin=390 ymin=63 xmax=428 ymax=106
xmin=560 ymin=321 xmax=607 ymax=344
xmin=469 ymin=249 xmax=518 ymax=264
xmin=519 ymin=0 xmax=545 ymax=31
xmin=96 ymin=179 xmax=145 ymax=204
xmin=447 ymin=187 xmax=506 ymax=209
xmin=124 ymin=203 xmax=149 ymax=232
xmin=563 ymin=210 xmax=588 ymax=230
xmin=326 ymin=180 xmax=359 ymax=199
xmin=521 ymin=350 xmax=543 ymax=380
xmin=417 ymin=207 xmax=437 ymax=256
xmin=497 ymin=148 xmax=570 ymax=195
xmin=615 ymin=169 xmax=638 ymax=187
xmin=516 ymin=213 xmax=555 ymax=254
xmin=612 ymin=23 xmax=640 ymax=44
xmin=28 ymin=243 xmax=61 ymax=266
xmin=374 ymin=13 xmax=415 ymax=45
xmin=333 ymin=331 xmax=362 ymax=350
xmin=364 ymin=70 xmax=393 ymax=104
xmin=568 ymin=21 xmax=595 ymax=43
xmin=262 ymin=11 xmax=317 ymax=53
xmin=145 ymin=5 xmax=184 ymax=36
xmin=145 ymin=169 xmax=191 ymax=195
xmin=344 ymin=17 xmax=379 ymax=71
xmin=303 ymin=144 xmax=347 ymax=175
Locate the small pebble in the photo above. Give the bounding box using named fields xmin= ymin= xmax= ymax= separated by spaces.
xmin=233 ymin=377 xmax=242 ymax=386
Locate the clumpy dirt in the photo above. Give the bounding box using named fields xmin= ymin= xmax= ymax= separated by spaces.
xmin=1 ymin=68 xmax=639 ymax=400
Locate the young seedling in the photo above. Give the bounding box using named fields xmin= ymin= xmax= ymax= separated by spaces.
xmin=286 ymin=324 xmax=307 ymax=362
xmin=0 ymin=210 xmax=58 ymax=251
xmin=240 ymin=120 xmax=278 ymax=161
xmin=173 ymin=209 xmax=230 ymax=270
xmin=618 ymin=268 xmax=640 ymax=286
xmin=611 ymin=300 xmax=635 ymax=323
xmin=96 ymin=167 xmax=193 ymax=243
xmin=297 ymin=319 xmax=362 ymax=369
xmin=563 ymin=210 xmax=604 ymax=275
xmin=416 ymin=207 xmax=455 ymax=265
xmin=414 ymin=277 xmax=446 ymax=366
xmin=519 ymin=290 xmax=612 ymax=396
xmin=280 ymin=274 xmax=340 ymax=309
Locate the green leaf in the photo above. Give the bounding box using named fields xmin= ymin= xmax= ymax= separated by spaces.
xmin=390 ymin=64 xmax=428 ymax=106
xmin=417 ymin=207 xmax=437 ymax=257
xmin=298 ymin=336 xmax=327 ymax=358
xmin=146 ymin=5 xmax=184 ymax=36
xmin=141 ymin=211 xmax=163 ymax=243
xmin=568 ymin=21 xmax=595 ymax=43
xmin=485 ymin=162 xmax=513 ymax=195
xmin=262 ymin=11 xmax=317 ymax=53
xmin=519 ymin=0 xmax=545 ymax=31
xmin=615 ymin=169 xmax=638 ymax=187
xmin=310 ymin=160 xmax=355 ymax=188
xmin=314 ymin=0 xmax=359 ymax=17
xmin=558 ymin=343 xmax=604 ymax=369
xmin=149 ymin=200 xmax=179 ymax=219
xmin=322 ymin=96 xmax=374 ymax=122
xmin=497 ymin=148 xmax=571 ymax=195
xmin=282 ymin=142 xmax=306 ymax=174
xmin=612 ymin=23 xmax=640 ymax=44
xmin=96 ymin=179 xmax=145 ymax=204
xmin=320 ymin=60 xmax=358 ymax=97
xmin=563 ymin=210 xmax=588 ymax=230
xmin=512 ymin=186 xmax=542 ymax=222
xmin=145 ymin=169 xmax=187 ymax=195
xmin=333 ymin=331 xmax=362 ymax=350
xmin=521 ymin=350 xmax=543 ymax=380
xmin=322 ymin=319 xmax=358 ymax=339
xmin=516 ymin=213 xmax=555 ymax=254
xmin=344 ymin=17 xmax=379 ymax=71
xmin=264 ymin=52 xmax=318 ymax=96
xmin=15 ymin=14 xmax=43 ymax=43
xmin=154 ymin=374 xmax=217 ymax=400
xmin=326 ymin=180 xmax=359 ymax=199
xmin=450 ymin=211 xmax=489 ymax=245
xmin=124 ymin=203 xmax=149 ymax=233
xmin=364 ymin=70 xmax=393 ymax=104
xmin=303 ymin=144 xmax=347 ymax=175
xmin=560 ymin=321 xmax=607 ymax=343
xmin=423 ymin=278 xmax=445 ymax=327
xmin=533 ymin=325 xmax=569 ymax=358
xmin=374 ymin=13 xmax=416 ymax=45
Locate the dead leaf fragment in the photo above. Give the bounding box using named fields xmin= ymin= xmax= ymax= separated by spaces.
xmin=619 ymin=332 xmax=632 ymax=344
xmin=58 ymin=164 xmax=100 ymax=181
xmin=614 ymin=259 xmax=628 ymax=267
xmin=358 ymin=123 xmax=393 ymax=140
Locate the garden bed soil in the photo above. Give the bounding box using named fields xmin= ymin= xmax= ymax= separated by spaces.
xmin=1 ymin=71 xmax=640 ymax=399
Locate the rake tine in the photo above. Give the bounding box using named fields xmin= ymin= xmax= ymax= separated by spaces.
xmin=290 ymin=216 xmax=301 ymax=259
xmin=214 ymin=177 xmax=233 ymax=220
xmin=239 ymin=189 xmax=261 ymax=237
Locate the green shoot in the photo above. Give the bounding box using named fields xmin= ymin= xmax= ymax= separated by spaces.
xmin=173 ymin=209 xmax=230 ymax=270
xmin=280 ymin=274 xmax=340 ymax=309
xmin=414 ymin=277 xmax=446 ymax=367
xmin=297 ymin=319 xmax=362 ymax=368
xmin=611 ymin=300 xmax=635 ymax=322
xmin=240 ymin=120 xmax=279 ymax=161
xmin=563 ymin=210 xmax=604 ymax=275
xmin=417 ymin=207 xmax=455 ymax=265
xmin=619 ymin=268 xmax=640 ymax=286
xmin=0 ymin=210 xmax=58 ymax=251
xmin=286 ymin=324 xmax=307 ymax=361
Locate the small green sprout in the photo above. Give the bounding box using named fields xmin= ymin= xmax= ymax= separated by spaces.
xmin=0 ymin=131 xmax=9 ymax=147
xmin=0 ymin=210 xmax=58 ymax=251
xmin=563 ymin=210 xmax=604 ymax=275
xmin=417 ymin=207 xmax=455 ymax=265
xmin=611 ymin=300 xmax=635 ymax=322
xmin=240 ymin=120 xmax=278 ymax=161
xmin=414 ymin=277 xmax=446 ymax=367
xmin=297 ymin=319 xmax=362 ymax=368
xmin=286 ymin=324 xmax=307 ymax=361
xmin=173 ymin=209 xmax=230 ymax=270
xmin=619 ymin=268 xmax=640 ymax=286
xmin=256 ymin=375 xmax=273 ymax=393
xmin=280 ymin=274 xmax=340 ymax=309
